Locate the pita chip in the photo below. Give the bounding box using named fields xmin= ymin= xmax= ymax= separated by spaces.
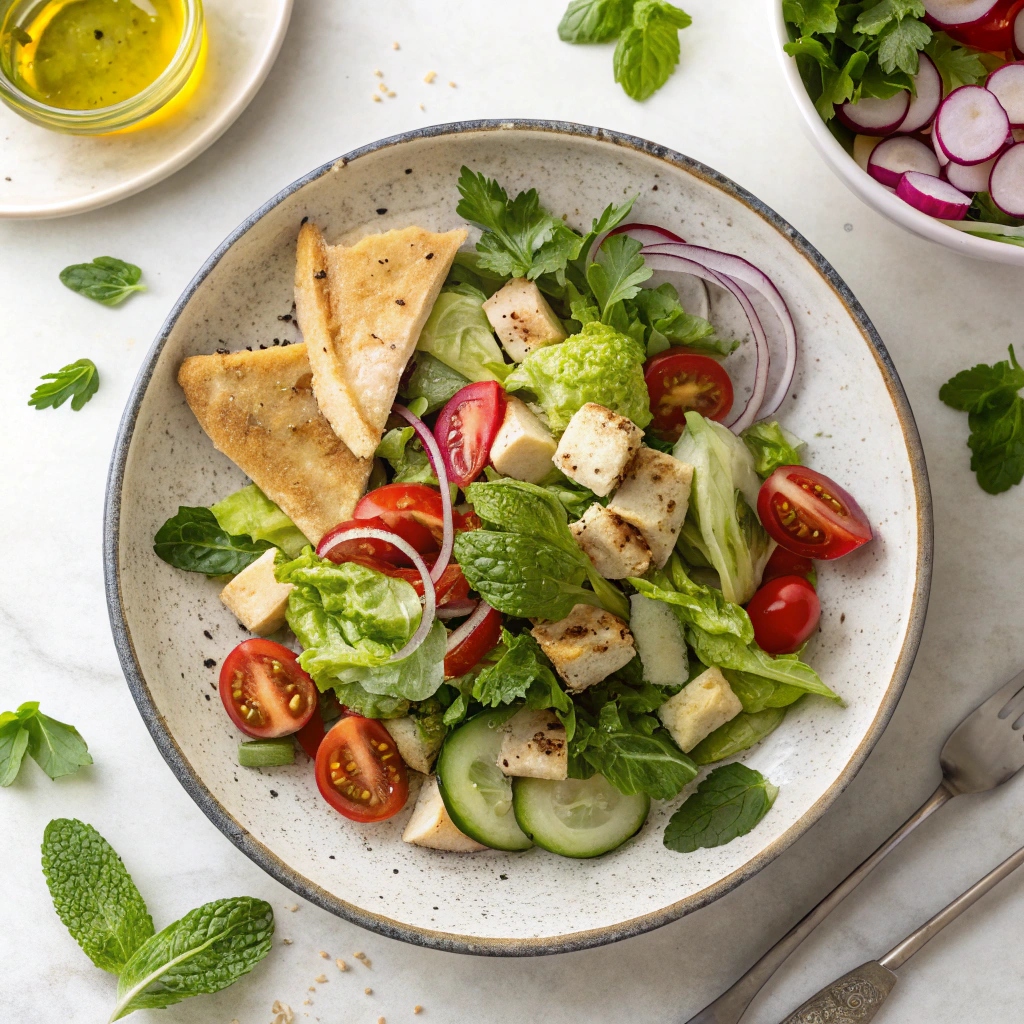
xmin=294 ymin=222 xmax=466 ymax=459
xmin=178 ymin=343 xmax=371 ymax=544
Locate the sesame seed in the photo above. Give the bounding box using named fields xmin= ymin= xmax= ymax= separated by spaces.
xmin=336 ymin=958 xmax=348 ymax=971
xmin=372 ymin=94 xmax=382 ymax=102
xmin=379 ymin=82 xmax=388 ymax=93
xmin=419 ymin=103 xmax=425 ymax=110
xmin=319 ymin=950 xmax=329 ymax=958
xmin=302 ymin=999 xmax=311 ymax=1006
xmin=374 ymin=68 xmax=382 ymax=77
xmin=392 ymin=41 xmax=400 ymax=49
xmin=288 ymin=905 xmax=299 ymax=912
xmin=424 ymin=70 xmax=436 ymax=83
xmin=387 ymin=90 xmax=396 ymax=98
xmin=448 ymin=80 xmax=456 ymax=88
xmin=365 ymin=987 xmax=373 ymax=995
xmin=414 ymin=1006 xmax=423 ymax=1014
xmin=315 ymin=974 xmax=327 ymax=984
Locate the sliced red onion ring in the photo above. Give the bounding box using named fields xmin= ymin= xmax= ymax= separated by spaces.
xmin=639 ymin=251 xmax=770 ymax=433
xmin=392 ymin=402 xmax=453 ymax=584
xmin=445 ymin=599 xmax=494 ymax=654
xmin=317 ymin=527 xmax=436 ymax=662
xmin=436 ymin=598 xmax=479 ymax=620
xmin=642 ymin=242 xmax=797 ymax=419
xmin=588 ymin=222 xmax=686 ymax=265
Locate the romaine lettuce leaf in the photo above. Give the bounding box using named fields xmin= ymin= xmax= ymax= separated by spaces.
xmin=741 ymin=420 xmax=805 ymax=479
xmin=416 ymin=283 xmax=510 ymax=383
xmin=505 ymin=320 xmax=651 ymax=432
xmin=375 ymin=426 xmax=438 ymax=485
xmin=211 ymin=485 xmax=308 ymax=558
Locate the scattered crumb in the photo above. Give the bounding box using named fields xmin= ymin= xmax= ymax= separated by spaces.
xmin=271 ymin=1001 xmax=295 ymax=1024
xmin=336 ymin=959 xmax=348 ymax=971
xmin=303 ymin=999 xmax=312 ymax=1006
xmin=448 ymin=81 xmax=456 ymax=88
xmin=424 ymin=70 xmax=436 ymax=83
xmin=372 ymin=94 xmax=382 ymax=103
xmin=414 ymin=1006 xmax=423 ymax=1015
xmin=392 ymin=41 xmax=400 ymax=49
xmin=379 ymin=1018 xmax=386 ymax=1024
xmin=288 ymin=905 xmax=299 ymax=912
xmin=315 ymin=975 xmax=328 ymax=984
xmin=419 ymin=103 xmax=425 ymax=111
xmin=319 ymin=950 xmax=329 ymax=959
xmin=374 ymin=68 xmax=382 ymax=77
xmin=379 ymin=82 xmax=388 ymax=93
xmin=365 ymin=987 xmax=373 ymax=995
xmin=282 ymin=938 xmax=293 ymax=945
xmin=387 ymin=90 xmax=396 ymax=98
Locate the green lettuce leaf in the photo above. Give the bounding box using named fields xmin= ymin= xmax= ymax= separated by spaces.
xmin=741 ymin=420 xmax=806 ymax=478
xmin=505 ymin=320 xmax=651 ymax=432
xmin=416 ymin=284 xmax=509 ymax=382
xmin=376 ymin=426 xmax=438 ymax=486
xmin=211 ymin=485 xmax=308 ymax=558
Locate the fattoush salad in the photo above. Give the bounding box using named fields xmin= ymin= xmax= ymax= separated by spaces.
xmin=155 ymin=168 xmax=874 ymax=860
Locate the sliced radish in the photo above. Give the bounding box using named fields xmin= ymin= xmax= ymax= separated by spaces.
xmin=923 ymin=0 xmax=1003 ymax=25
xmin=986 ymin=63 xmax=1024 ymax=127
xmin=989 ymin=143 xmax=1024 ymax=216
xmin=944 ymin=151 xmax=1000 ymax=192
xmin=898 ymin=54 xmax=943 ymax=134
xmin=932 ymin=127 xmax=950 ymax=167
xmin=868 ymin=136 xmax=940 ymax=187
xmin=1015 ymin=6 xmax=1024 ymax=58
xmin=896 ymin=171 xmax=972 ymax=219
xmin=935 ymin=86 xmax=1010 ymax=164
xmin=837 ymin=92 xmax=910 ymax=136
xmin=854 ymin=134 xmax=882 ymax=172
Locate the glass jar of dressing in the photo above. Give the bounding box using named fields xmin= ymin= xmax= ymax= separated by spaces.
xmin=0 ymin=0 xmax=203 ymax=133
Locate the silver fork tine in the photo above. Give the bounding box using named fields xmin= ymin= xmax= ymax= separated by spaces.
xmin=993 ymin=669 xmax=1024 ymax=719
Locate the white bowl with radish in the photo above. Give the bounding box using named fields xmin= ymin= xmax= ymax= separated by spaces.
xmin=772 ymin=0 xmax=1024 ymax=264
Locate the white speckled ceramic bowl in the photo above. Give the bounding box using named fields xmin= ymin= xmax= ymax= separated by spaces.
xmin=768 ymin=0 xmax=1024 ymax=266
xmin=105 ymin=120 xmax=932 ymax=955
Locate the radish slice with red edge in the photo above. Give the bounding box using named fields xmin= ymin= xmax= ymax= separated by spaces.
xmin=641 ymin=242 xmax=797 ymax=420
xmin=944 ymin=151 xmax=999 ymax=192
xmin=639 ymin=250 xmax=769 ymax=432
xmin=391 ymin=402 xmax=453 ymax=584
xmin=989 ymin=143 xmax=1024 ymax=216
xmin=1015 ymin=6 xmax=1024 ymax=57
xmin=932 ymin=128 xmax=950 ymax=167
xmin=854 ymin=135 xmax=882 ymax=172
xmin=868 ymin=136 xmax=940 ymax=187
xmin=445 ymin=599 xmax=495 ymax=654
xmin=837 ymin=92 xmax=910 ymax=136
xmin=935 ymin=86 xmax=1010 ymax=165
xmin=896 ymin=171 xmax=972 ymax=219
xmin=317 ymin=528 xmax=437 ymax=661
xmin=922 ymin=0 xmax=1004 ymax=25
xmin=986 ymin=63 xmax=1024 ymax=127
xmin=897 ymin=54 xmax=943 ymax=134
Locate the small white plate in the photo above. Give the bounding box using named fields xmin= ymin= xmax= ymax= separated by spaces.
xmin=0 ymin=0 xmax=292 ymax=220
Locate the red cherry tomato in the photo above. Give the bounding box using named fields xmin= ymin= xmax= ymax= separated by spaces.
xmin=295 ymin=693 xmax=343 ymax=760
xmin=644 ymin=352 xmax=734 ymax=442
xmin=435 ymin=381 xmax=507 ymax=489
xmin=757 ymin=466 xmax=872 ymax=560
xmin=343 ymin=555 xmax=471 ymax=608
xmin=314 ymin=715 xmax=409 ymax=821
xmin=926 ymin=0 xmax=1016 ymax=50
xmin=354 ymin=483 xmax=445 ymax=554
xmin=219 ymin=640 xmax=317 ymax=739
xmin=746 ymin=575 xmax=822 ymax=655
xmin=444 ymin=605 xmax=503 ymax=678
xmin=762 ymin=545 xmax=816 ymax=585
xmin=317 ymin=516 xmax=413 ymax=566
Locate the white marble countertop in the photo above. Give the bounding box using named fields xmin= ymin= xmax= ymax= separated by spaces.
xmin=2 ymin=1 xmax=1023 ymax=1022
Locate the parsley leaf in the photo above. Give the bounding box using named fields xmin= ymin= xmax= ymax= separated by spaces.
xmin=28 ymin=358 xmax=100 ymax=411
xmin=587 ymin=233 xmax=653 ymax=319
xmin=876 ymin=15 xmax=931 ymax=74
xmin=0 ymin=702 xmax=92 ymax=783
xmin=59 ymin=256 xmax=145 ymax=306
xmin=613 ymin=0 xmax=692 ymax=101
xmin=926 ymin=31 xmax=989 ymax=92
xmin=939 ymin=347 xmax=1024 ymax=413
xmin=558 ymin=0 xmax=635 ymax=43
xmin=782 ymin=0 xmax=839 ymax=34
xmin=855 ymin=0 xmax=925 ymax=37
xmin=153 ymin=506 xmax=274 ymax=576
xmin=663 ymin=763 xmax=778 ymax=852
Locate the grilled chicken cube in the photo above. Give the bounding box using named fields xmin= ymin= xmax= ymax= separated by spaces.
xmin=219 ymin=549 xmax=293 ymax=635
xmin=383 ymin=716 xmax=444 ymax=775
xmin=531 ymin=603 xmax=635 ymax=692
xmin=657 ymin=666 xmax=742 ymax=753
xmin=489 ymin=396 xmax=557 ymax=484
xmin=569 ymin=503 xmax=651 ymax=579
xmin=402 ymin=775 xmax=486 ymax=852
xmin=608 ymin=447 xmax=693 ymax=567
xmin=554 ymin=403 xmax=643 ymax=497
xmin=482 ymin=277 xmax=567 ymax=363
xmin=630 ymin=594 xmax=688 ymax=686
xmin=497 ymin=708 xmax=568 ymax=780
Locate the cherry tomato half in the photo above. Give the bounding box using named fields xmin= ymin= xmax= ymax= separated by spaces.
xmin=757 ymin=466 xmax=872 ymax=560
xmin=435 ymin=381 xmax=507 ymax=489
xmin=762 ymin=545 xmax=816 ymax=585
xmin=315 ymin=715 xmax=409 ymax=821
xmin=644 ymin=352 xmax=734 ymax=442
xmin=354 ymin=483 xmax=445 ymax=554
xmin=318 ymin=516 xmax=413 ymax=566
xmin=926 ymin=0 xmax=1017 ymax=51
xmin=746 ymin=575 xmax=821 ymax=655
xmin=219 ymin=639 xmax=317 ymax=739
xmin=444 ymin=605 xmax=503 ymax=678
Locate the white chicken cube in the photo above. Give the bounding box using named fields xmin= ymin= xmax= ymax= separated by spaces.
xmin=554 ymin=403 xmax=643 ymax=497
xmin=531 ymin=603 xmax=635 ymax=692
xmin=630 ymin=594 xmax=688 ymax=686
xmin=569 ymin=503 xmax=651 ymax=579
xmin=402 ymin=775 xmax=486 ymax=852
xmin=489 ymin=396 xmax=556 ymax=484
xmin=497 ymin=708 xmax=568 ymax=780
xmin=383 ymin=716 xmax=444 ymax=775
xmin=657 ymin=666 xmax=742 ymax=753
xmin=482 ymin=277 xmax=567 ymax=362
xmin=219 ymin=549 xmax=293 ymax=635
xmin=608 ymin=448 xmax=693 ymax=567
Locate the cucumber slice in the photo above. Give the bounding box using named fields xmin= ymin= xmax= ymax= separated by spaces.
xmin=512 ymin=774 xmax=650 ymax=858
xmin=436 ymin=710 xmax=532 ymax=852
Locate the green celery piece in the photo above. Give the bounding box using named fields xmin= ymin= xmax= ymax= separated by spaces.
xmin=41 ymin=819 xmax=154 ymax=974
xmin=238 ymin=738 xmax=296 ymax=768
xmin=689 ymin=707 xmax=788 ymax=765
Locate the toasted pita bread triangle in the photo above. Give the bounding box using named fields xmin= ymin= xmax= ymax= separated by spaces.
xmin=294 ymin=222 xmax=466 ymax=459
xmin=178 ymin=343 xmax=371 ymax=544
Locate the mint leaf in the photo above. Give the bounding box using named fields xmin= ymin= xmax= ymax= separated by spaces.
xmin=41 ymin=819 xmax=154 ymax=974
xmin=23 ymin=706 xmax=92 ymax=779
xmin=613 ymin=0 xmax=692 ymax=101
xmin=558 ymin=0 xmax=635 ymax=42
xmin=587 ymin=233 xmax=653 ymax=319
xmin=782 ymin=0 xmax=839 ymax=34
xmin=60 ymin=257 xmax=145 ymax=306
xmin=154 ymin=506 xmax=273 ymax=576
xmin=688 ymin=707 xmax=788 ymax=765
xmin=111 ymin=897 xmax=274 ymax=1020
xmin=28 ymin=359 xmax=100 ymax=411
xmin=0 ymin=719 xmax=30 ymax=786
xmin=939 ymin=346 xmax=1024 ymax=413
xmin=664 ymin=763 xmax=779 ymax=852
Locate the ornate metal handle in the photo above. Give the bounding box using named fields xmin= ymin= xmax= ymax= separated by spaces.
xmin=778 ymin=962 xmax=897 ymax=1024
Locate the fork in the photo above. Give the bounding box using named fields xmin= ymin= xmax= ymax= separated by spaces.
xmin=684 ymin=667 xmax=1024 ymax=1024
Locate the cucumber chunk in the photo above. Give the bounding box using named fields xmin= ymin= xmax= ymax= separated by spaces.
xmin=237 ymin=737 xmax=295 ymax=767
xmin=512 ymin=774 xmax=650 ymax=858
xmin=436 ymin=710 xmax=532 ymax=852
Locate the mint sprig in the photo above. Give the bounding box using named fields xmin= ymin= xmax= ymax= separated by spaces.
xmin=60 ymin=256 xmax=145 ymax=306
